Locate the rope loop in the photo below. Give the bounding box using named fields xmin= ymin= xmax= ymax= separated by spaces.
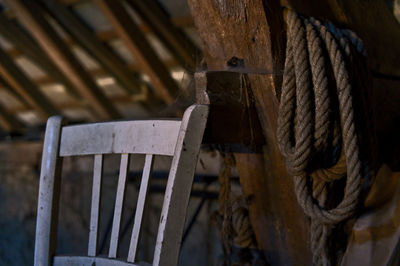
xmin=277 ymin=9 xmax=372 ymax=265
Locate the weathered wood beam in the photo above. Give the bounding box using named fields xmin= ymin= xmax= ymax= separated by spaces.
xmin=188 ymin=0 xmax=311 ymax=265
xmin=126 ymin=0 xmax=200 ymax=71
xmin=5 ymin=93 xmax=144 ymax=115
xmin=0 ymin=13 xmax=80 ymax=99
xmin=40 ymin=0 xmax=144 ymax=96
xmin=0 ymin=45 xmax=59 ymax=118
xmin=0 ymin=102 xmax=24 ymax=132
xmin=0 ymin=75 xmax=28 ymax=106
xmin=5 ymin=0 xmax=121 ymax=120
xmin=94 ymin=16 xmax=195 ymax=42
xmin=94 ymin=0 xmax=180 ymax=104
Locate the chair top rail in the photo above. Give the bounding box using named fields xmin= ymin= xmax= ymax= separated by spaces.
xmin=53 ymin=255 xmax=150 ymax=266
xmin=59 ymin=120 xmax=181 ymax=157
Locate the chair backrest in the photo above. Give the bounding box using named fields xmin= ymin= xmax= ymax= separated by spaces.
xmin=34 ymin=104 xmax=209 ymax=266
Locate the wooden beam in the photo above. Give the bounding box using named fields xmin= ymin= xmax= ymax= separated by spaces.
xmin=0 ymin=45 xmax=59 ymax=118
xmin=94 ymin=0 xmax=179 ymax=104
xmin=94 ymin=16 xmax=195 ymax=42
xmin=126 ymin=0 xmax=200 ymax=71
xmin=0 ymin=13 xmax=80 ymax=99
xmin=5 ymin=0 xmax=121 ymax=120
xmin=188 ymin=0 xmax=311 ymax=265
xmin=0 ymin=102 xmax=24 ymax=132
xmin=0 ymin=75 xmax=28 ymax=106
xmin=40 ymin=0 xmax=145 ymax=96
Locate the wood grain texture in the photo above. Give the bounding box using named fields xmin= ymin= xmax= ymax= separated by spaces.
xmin=153 ymin=105 xmax=208 ymax=266
xmin=34 ymin=116 xmax=64 ymax=266
xmin=188 ymin=0 xmax=311 ymax=264
xmin=59 ymin=120 xmax=181 ymax=157
xmin=88 ymin=154 xmax=104 ymax=257
xmin=127 ymin=154 xmax=154 ymax=263
xmin=109 ymin=154 xmax=130 ymax=258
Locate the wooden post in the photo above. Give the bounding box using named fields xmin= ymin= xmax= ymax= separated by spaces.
xmin=188 ymin=0 xmax=312 ymax=264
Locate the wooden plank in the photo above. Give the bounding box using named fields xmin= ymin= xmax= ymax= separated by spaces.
xmin=34 ymin=116 xmax=64 ymax=266
xmin=94 ymin=0 xmax=180 ymax=104
xmin=0 ymin=75 xmax=28 ymax=106
xmin=59 ymin=120 xmax=181 ymax=157
xmin=0 ymin=102 xmax=23 ymax=132
xmin=153 ymin=105 xmax=208 ymax=266
xmin=109 ymin=154 xmax=130 ymax=259
xmin=95 ymin=16 xmax=195 ymax=42
xmin=188 ymin=0 xmax=312 ymax=264
xmin=40 ymin=0 xmax=144 ymax=96
xmin=88 ymin=154 xmax=103 ymax=257
xmin=5 ymin=0 xmax=121 ymax=120
xmin=0 ymin=45 xmax=59 ymax=118
xmin=127 ymin=154 xmax=154 ymax=263
xmin=126 ymin=0 xmax=200 ymax=70
xmin=0 ymin=14 xmax=80 ymax=99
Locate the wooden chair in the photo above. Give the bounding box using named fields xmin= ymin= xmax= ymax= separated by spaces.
xmin=34 ymin=104 xmax=209 ymax=266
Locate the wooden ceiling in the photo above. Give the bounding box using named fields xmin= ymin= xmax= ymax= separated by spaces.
xmin=0 ymin=0 xmax=201 ymax=134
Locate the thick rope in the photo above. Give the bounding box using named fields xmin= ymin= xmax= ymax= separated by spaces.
xmin=277 ymin=10 xmax=372 ymax=265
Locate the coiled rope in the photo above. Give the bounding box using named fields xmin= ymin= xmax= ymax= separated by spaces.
xmin=277 ymin=10 xmax=371 ymax=265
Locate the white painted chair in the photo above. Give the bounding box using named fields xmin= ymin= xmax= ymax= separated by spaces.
xmin=34 ymin=104 xmax=209 ymax=266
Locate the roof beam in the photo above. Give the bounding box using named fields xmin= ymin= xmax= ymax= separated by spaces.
xmin=40 ymin=0 xmax=144 ymax=96
xmin=94 ymin=0 xmax=179 ymax=104
xmin=5 ymin=0 xmax=121 ymax=120
xmin=127 ymin=0 xmax=200 ymax=71
xmin=0 ymin=102 xmax=24 ymax=132
xmin=0 ymin=13 xmax=80 ymax=99
xmin=0 ymin=45 xmax=59 ymax=118
xmin=0 ymin=75 xmax=28 ymax=106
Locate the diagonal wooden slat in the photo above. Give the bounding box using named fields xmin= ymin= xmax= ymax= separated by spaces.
xmin=127 ymin=154 xmax=154 ymax=263
xmin=88 ymin=154 xmax=104 ymax=257
xmin=0 ymin=13 xmax=81 ymax=99
xmin=127 ymin=0 xmax=200 ymax=71
xmin=0 ymin=75 xmax=28 ymax=106
xmin=0 ymin=102 xmax=23 ymax=132
xmin=0 ymin=45 xmax=59 ymax=118
xmin=108 ymin=153 xmax=130 ymax=259
xmin=5 ymin=0 xmax=121 ymax=120
xmin=94 ymin=0 xmax=180 ymax=105
xmin=40 ymin=0 xmax=143 ymax=96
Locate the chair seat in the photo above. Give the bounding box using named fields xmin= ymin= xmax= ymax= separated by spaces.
xmin=53 ymin=255 xmax=151 ymax=266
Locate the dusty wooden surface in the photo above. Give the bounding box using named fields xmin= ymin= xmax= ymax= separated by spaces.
xmin=189 ymin=0 xmax=400 ymax=265
xmin=188 ymin=0 xmax=311 ymax=264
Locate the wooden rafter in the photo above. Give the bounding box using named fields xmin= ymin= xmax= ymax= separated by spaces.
xmin=0 ymin=76 xmax=28 ymax=106
xmin=94 ymin=0 xmax=180 ymax=104
xmin=0 ymin=102 xmax=23 ymax=132
xmin=0 ymin=45 xmax=59 ymax=118
xmin=0 ymin=13 xmax=80 ymax=99
xmin=126 ymin=0 xmax=200 ymax=71
xmin=5 ymin=0 xmax=121 ymax=120
xmin=40 ymin=0 xmax=144 ymax=96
